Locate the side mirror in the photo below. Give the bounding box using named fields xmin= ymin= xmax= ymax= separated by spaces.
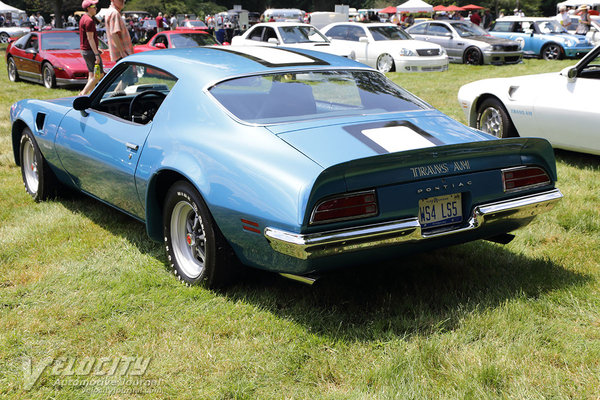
xmin=73 ymin=96 xmax=91 ymax=114
xmin=560 ymin=66 xmax=578 ymax=83
xmin=444 ymin=32 xmax=453 ymax=38
xmin=359 ymin=36 xmax=368 ymax=43
xmin=155 ymin=43 xmax=166 ymax=49
xmin=267 ymin=37 xmax=279 ymax=44
xmin=25 ymin=47 xmax=37 ymax=54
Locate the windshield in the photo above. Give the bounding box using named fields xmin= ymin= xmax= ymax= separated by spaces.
xmin=279 ymin=26 xmax=328 ymax=43
xmin=537 ymin=20 xmax=567 ymax=34
xmin=209 ymin=70 xmax=428 ymax=124
xmin=41 ymin=31 xmax=107 ymax=50
xmin=369 ymin=25 xmax=412 ymax=40
xmin=171 ymin=33 xmax=219 ymax=47
xmin=186 ymin=20 xmax=208 ymax=28
xmin=452 ymin=22 xmax=489 ymax=37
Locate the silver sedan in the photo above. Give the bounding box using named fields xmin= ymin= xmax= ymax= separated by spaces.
xmin=407 ymin=20 xmax=523 ymax=65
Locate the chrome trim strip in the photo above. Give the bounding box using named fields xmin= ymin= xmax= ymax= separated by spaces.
xmin=264 ymin=188 xmax=562 ymax=260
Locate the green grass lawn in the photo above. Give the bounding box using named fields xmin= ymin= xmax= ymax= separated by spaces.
xmin=1 ymin=50 xmax=599 ymax=399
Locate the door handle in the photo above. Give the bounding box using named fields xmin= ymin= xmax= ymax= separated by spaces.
xmin=126 ymin=142 xmax=139 ymax=152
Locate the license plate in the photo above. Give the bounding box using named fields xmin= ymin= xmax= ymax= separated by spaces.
xmin=418 ymin=193 xmax=462 ymax=228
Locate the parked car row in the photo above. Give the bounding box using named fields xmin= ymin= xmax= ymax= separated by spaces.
xmin=10 ymin=46 xmax=564 ymax=287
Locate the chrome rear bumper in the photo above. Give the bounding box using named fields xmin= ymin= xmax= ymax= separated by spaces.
xmin=264 ymin=188 xmax=562 ymax=260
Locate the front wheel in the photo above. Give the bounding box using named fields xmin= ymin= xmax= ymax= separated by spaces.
xmin=376 ymin=53 xmax=395 ymax=73
xmin=20 ymin=128 xmax=58 ymax=201
xmin=464 ymin=47 xmax=483 ymax=65
xmin=476 ymin=98 xmax=517 ymax=138
xmin=0 ymin=32 xmax=9 ymax=43
xmin=163 ymin=181 xmax=238 ymax=287
xmin=541 ymin=43 xmax=563 ymax=60
xmin=7 ymin=57 xmax=19 ymax=82
xmin=42 ymin=63 xmax=56 ymax=89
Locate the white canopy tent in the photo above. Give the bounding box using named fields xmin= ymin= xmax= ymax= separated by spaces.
xmin=0 ymin=1 xmax=26 ymax=19
xmin=396 ymin=0 xmax=433 ymax=13
xmin=0 ymin=1 xmax=25 ymax=13
xmin=556 ymin=0 xmax=600 ymax=11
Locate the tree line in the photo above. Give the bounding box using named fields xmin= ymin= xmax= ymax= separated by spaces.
xmin=8 ymin=0 xmax=561 ymax=29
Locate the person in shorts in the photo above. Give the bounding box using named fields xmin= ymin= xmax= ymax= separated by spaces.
xmin=79 ymin=0 xmax=103 ymax=96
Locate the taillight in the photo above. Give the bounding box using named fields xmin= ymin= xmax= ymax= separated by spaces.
xmin=310 ymin=190 xmax=378 ymax=225
xmin=502 ymin=166 xmax=551 ymax=192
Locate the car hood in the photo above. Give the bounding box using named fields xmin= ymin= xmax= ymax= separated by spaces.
xmin=43 ymin=50 xmax=115 ymax=71
xmin=465 ymin=35 xmax=519 ymax=45
xmin=382 ymin=39 xmax=443 ymax=51
xmin=284 ymin=42 xmax=352 ymax=56
xmin=270 ymin=110 xmax=492 ymax=168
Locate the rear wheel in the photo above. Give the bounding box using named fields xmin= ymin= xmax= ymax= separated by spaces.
xmin=464 ymin=47 xmax=483 ymax=65
xmin=0 ymin=32 xmax=9 ymax=43
xmin=7 ymin=57 xmax=19 ymax=82
xmin=42 ymin=63 xmax=56 ymax=89
xmin=476 ymin=98 xmax=517 ymax=138
xmin=163 ymin=181 xmax=239 ymax=287
xmin=541 ymin=43 xmax=563 ymax=60
xmin=376 ymin=53 xmax=395 ymax=73
xmin=20 ymin=128 xmax=58 ymax=201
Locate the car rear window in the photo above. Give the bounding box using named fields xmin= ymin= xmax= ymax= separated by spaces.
xmin=171 ymin=33 xmax=219 ymax=47
xmin=209 ymin=70 xmax=429 ymax=124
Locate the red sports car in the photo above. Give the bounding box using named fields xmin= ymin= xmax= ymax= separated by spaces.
xmin=134 ymin=29 xmax=221 ymax=53
xmin=6 ymin=30 xmax=115 ymax=89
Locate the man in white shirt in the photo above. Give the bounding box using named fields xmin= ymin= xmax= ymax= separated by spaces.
xmin=558 ymin=6 xmax=571 ymax=29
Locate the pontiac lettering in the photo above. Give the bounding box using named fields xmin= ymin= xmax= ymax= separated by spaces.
xmin=417 ymin=181 xmax=472 ymax=194
xmin=410 ymin=160 xmax=471 ymax=177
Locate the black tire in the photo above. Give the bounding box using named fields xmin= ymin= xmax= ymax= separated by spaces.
xmin=464 ymin=47 xmax=483 ymax=65
xmin=19 ymin=128 xmax=58 ymax=202
xmin=163 ymin=181 xmax=239 ymax=287
xmin=476 ymin=98 xmax=517 ymax=138
xmin=42 ymin=63 xmax=56 ymax=89
xmin=7 ymin=57 xmax=19 ymax=82
xmin=376 ymin=53 xmax=395 ymax=73
xmin=541 ymin=43 xmax=563 ymax=60
xmin=0 ymin=32 xmax=9 ymax=43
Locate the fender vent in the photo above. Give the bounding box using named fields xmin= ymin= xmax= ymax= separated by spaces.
xmin=35 ymin=113 xmax=46 ymax=132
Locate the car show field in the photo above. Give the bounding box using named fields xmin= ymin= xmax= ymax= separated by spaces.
xmin=1 ymin=45 xmax=599 ymax=399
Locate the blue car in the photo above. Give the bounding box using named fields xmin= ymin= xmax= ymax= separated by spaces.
xmin=10 ymin=46 xmax=563 ymax=287
xmin=489 ymin=17 xmax=593 ymax=60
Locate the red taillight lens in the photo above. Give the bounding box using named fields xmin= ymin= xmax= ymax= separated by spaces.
xmin=502 ymin=166 xmax=551 ymax=192
xmin=310 ymin=190 xmax=378 ymax=225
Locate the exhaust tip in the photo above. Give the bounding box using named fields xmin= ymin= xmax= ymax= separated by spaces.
xmin=279 ymin=273 xmax=319 ymax=286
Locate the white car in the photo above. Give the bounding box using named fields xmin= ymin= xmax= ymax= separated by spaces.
xmin=0 ymin=23 xmax=31 ymax=43
xmin=458 ymin=44 xmax=600 ymax=155
xmin=321 ymin=22 xmax=449 ymax=73
xmin=231 ymin=22 xmax=355 ymax=59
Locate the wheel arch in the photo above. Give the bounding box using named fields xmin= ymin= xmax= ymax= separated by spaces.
xmin=11 ymin=119 xmax=29 ymax=166
xmin=541 ymin=42 xmax=564 ymax=58
xmin=145 ymin=169 xmax=194 ymax=242
xmin=474 ymin=93 xmax=520 ymax=137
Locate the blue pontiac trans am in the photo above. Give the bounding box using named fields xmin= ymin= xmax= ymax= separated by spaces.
xmin=10 ymin=46 xmax=563 ymax=287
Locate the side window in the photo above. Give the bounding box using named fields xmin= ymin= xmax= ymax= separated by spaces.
xmin=490 ymin=21 xmax=511 ymax=32
xmin=346 ymin=26 xmax=366 ymax=41
xmin=248 ymin=26 xmax=263 ymax=41
xmin=325 ymin=26 xmax=348 ymax=40
xmin=409 ymin=24 xmax=426 ymax=34
xmin=522 ymin=21 xmax=533 ymax=34
xmin=26 ymin=34 xmax=39 ymax=50
xmin=428 ymin=24 xmax=451 ymax=36
xmin=14 ymin=33 xmax=30 ymax=49
xmin=154 ymin=35 xmax=168 ymax=47
xmin=263 ymin=27 xmax=277 ymax=42
xmin=93 ymin=63 xmax=178 ymax=124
